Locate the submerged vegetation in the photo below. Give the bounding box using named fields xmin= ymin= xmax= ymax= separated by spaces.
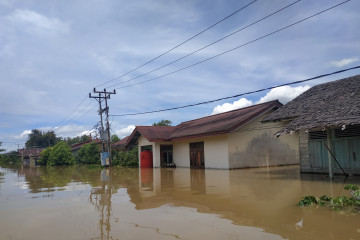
xmin=298 ymin=184 xmax=360 ymax=211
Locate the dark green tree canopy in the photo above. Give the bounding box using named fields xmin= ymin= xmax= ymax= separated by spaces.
xmin=111 ymin=134 xmax=120 ymax=142
xmin=0 ymin=142 xmax=5 ymax=152
xmin=25 ymin=129 xmax=60 ymax=148
xmin=152 ymin=120 xmax=172 ymax=126
xmin=47 ymin=141 xmax=74 ymax=166
xmin=64 ymin=135 xmax=91 ymax=146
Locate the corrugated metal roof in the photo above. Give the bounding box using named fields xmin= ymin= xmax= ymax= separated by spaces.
xmin=125 ymin=100 xmax=282 ymax=143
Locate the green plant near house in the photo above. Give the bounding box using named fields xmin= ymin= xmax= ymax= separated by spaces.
xmin=75 ymin=142 xmax=101 ymax=164
xmin=47 ymin=141 xmax=74 ymax=166
xmin=38 ymin=147 xmax=53 ymax=165
xmin=112 ymin=147 xmax=138 ymax=167
xmin=298 ymin=184 xmax=360 ymax=211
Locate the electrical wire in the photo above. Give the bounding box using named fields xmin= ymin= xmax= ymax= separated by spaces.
xmin=110 ymin=65 xmax=360 ymax=117
xmin=55 ymin=94 xmax=89 ymax=127
xmin=107 ymin=0 xmax=302 ymax=89
xmin=115 ymin=0 xmax=351 ymax=90
xmin=95 ymin=0 xmax=259 ymax=88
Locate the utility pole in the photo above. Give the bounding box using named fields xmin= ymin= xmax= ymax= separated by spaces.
xmin=89 ymin=88 xmax=116 ymax=166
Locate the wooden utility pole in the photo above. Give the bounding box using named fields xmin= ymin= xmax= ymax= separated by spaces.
xmin=89 ymin=88 xmax=116 ymax=166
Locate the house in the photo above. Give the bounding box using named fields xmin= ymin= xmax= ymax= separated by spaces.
xmin=263 ymin=74 xmax=360 ymax=176
xmin=124 ymin=100 xmax=299 ymax=169
xmin=112 ymin=136 xmax=133 ymax=151
xmin=19 ymin=148 xmax=45 ymax=167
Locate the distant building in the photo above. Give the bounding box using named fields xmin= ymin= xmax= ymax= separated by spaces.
xmin=264 ymin=74 xmax=360 ymax=176
xmin=122 ymin=100 xmax=299 ymax=169
xmin=19 ymin=148 xmax=45 ymax=167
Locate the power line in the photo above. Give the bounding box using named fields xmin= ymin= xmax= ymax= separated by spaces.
xmin=115 ymin=0 xmax=350 ymax=90
xmin=110 ymin=65 xmax=360 ymax=117
xmin=95 ymin=0 xmax=259 ymax=88
xmin=107 ymin=0 xmax=302 ymax=89
xmin=54 ymin=94 xmax=88 ymax=127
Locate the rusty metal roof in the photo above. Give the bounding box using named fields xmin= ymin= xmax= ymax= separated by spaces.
xmin=125 ymin=100 xmax=282 ymax=144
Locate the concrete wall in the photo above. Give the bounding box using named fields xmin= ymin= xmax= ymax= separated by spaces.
xmin=173 ymin=141 xmax=190 ymax=168
xmin=299 ymin=129 xmax=311 ymax=172
xmin=173 ymin=135 xmax=229 ymax=169
xmin=138 ymin=136 xmax=162 ymax=167
xmin=228 ymin=112 xmax=299 ymax=169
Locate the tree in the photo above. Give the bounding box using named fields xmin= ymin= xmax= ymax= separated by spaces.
xmin=64 ymin=135 xmax=91 ymax=146
xmin=0 ymin=142 xmax=5 ymax=152
xmin=39 ymin=147 xmax=53 ymax=165
xmin=47 ymin=141 xmax=74 ymax=166
xmin=111 ymin=134 xmax=120 ymax=142
xmin=152 ymin=120 xmax=172 ymax=126
xmin=25 ymin=129 xmax=60 ymax=148
xmin=75 ymin=142 xmax=101 ymax=164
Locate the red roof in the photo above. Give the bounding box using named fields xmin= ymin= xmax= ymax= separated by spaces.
xmin=70 ymin=139 xmax=102 ymax=151
xmin=113 ymin=136 xmax=130 ymax=146
xmin=125 ymin=100 xmax=282 ymax=144
xmin=19 ymin=148 xmax=46 ymax=157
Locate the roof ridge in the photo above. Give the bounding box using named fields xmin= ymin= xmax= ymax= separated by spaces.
xmin=179 ymin=100 xmax=280 ymax=125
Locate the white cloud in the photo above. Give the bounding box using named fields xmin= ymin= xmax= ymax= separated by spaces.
xmin=211 ymin=98 xmax=253 ymax=115
xmin=330 ymin=58 xmax=359 ymax=67
xmin=257 ymin=85 xmax=310 ymax=104
xmin=114 ymin=125 xmax=135 ymax=139
xmin=53 ymin=124 xmax=87 ymax=138
xmin=15 ymin=129 xmax=32 ymax=139
xmin=8 ymin=9 xmax=70 ymax=34
xmin=211 ymin=85 xmax=310 ymax=115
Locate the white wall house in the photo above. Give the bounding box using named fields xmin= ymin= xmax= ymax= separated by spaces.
xmin=124 ymin=100 xmax=299 ymax=169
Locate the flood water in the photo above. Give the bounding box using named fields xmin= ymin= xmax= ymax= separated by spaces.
xmin=1 ymin=164 xmax=360 ymax=240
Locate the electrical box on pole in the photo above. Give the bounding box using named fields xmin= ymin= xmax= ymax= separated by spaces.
xmin=89 ymin=88 xmax=116 ymax=166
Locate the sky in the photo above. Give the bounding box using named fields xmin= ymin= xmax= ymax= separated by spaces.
xmin=0 ymin=0 xmax=359 ymax=152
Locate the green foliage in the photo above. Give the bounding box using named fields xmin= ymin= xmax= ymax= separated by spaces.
xmin=112 ymin=147 xmax=138 ymax=167
xmin=0 ymin=150 xmax=21 ymax=166
xmin=25 ymin=129 xmax=60 ymax=148
xmin=64 ymin=135 xmax=91 ymax=146
xmin=0 ymin=142 xmax=5 ymax=152
xmin=298 ymin=185 xmax=360 ymax=211
xmin=38 ymin=147 xmax=53 ymax=165
xmin=152 ymin=120 xmax=172 ymax=126
xmin=75 ymin=142 xmax=101 ymax=164
xmin=47 ymin=141 xmax=74 ymax=166
xmin=111 ymin=134 xmax=120 ymax=142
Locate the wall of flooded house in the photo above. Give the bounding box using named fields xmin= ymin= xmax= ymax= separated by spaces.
xmin=172 ymin=135 xmax=229 ymax=169
xmin=138 ymin=136 xmax=161 ymax=167
xmin=299 ymin=129 xmax=311 ymax=172
xmin=228 ymin=113 xmax=299 ymax=169
xmin=173 ymin=140 xmax=190 ymax=167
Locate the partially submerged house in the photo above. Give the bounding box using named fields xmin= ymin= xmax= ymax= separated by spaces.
xmin=19 ymin=148 xmax=45 ymax=167
xmin=263 ymin=74 xmax=360 ymax=176
xmin=124 ymin=100 xmax=299 ymax=169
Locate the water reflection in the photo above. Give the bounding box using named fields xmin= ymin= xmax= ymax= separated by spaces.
xmin=1 ymin=163 xmax=360 ymax=240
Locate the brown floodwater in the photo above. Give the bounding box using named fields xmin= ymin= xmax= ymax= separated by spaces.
xmin=0 ymin=164 xmax=360 ymax=240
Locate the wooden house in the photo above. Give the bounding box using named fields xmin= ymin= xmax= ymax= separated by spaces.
xmin=263 ymin=74 xmax=360 ymax=176
xmin=124 ymin=100 xmax=299 ymax=169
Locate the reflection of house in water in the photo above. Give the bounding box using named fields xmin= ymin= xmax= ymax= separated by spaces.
xmin=133 ymin=166 xmax=360 ymax=240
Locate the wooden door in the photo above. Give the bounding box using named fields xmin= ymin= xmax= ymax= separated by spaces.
xmin=189 ymin=142 xmax=204 ymax=168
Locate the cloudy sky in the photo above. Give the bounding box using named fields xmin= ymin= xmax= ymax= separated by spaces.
xmin=0 ymin=0 xmax=359 ymax=151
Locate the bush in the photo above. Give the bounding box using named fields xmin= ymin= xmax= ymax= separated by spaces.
xmin=47 ymin=141 xmax=74 ymax=166
xmin=112 ymin=147 xmax=138 ymax=167
xmin=75 ymin=142 xmax=101 ymax=164
xmin=39 ymin=147 xmax=53 ymax=165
